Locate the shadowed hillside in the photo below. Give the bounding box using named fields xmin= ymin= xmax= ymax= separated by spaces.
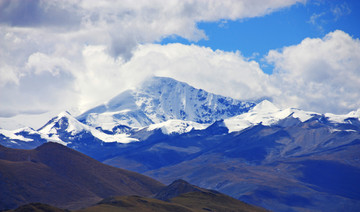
xmin=0 ymin=143 xmax=164 ymax=210
xmin=76 ymin=179 xmax=267 ymax=212
xmin=6 ymin=179 xmax=267 ymax=212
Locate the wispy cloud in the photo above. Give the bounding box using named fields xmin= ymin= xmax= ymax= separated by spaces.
xmin=308 ymin=1 xmax=352 ymax=32
xmin=308 ymin=12 xmax=326 ymax=31
xmin=308 ymin=12 xmax=326 ymax=25
xmin=331 ymin=2 xmax=351 ymax=21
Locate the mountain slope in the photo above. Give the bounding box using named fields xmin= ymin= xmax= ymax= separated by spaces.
xmin=102 ymin=112 xmax=360 ymax=173
xmin=154 ymin=179 xmax=210 ymax=201
xmin=170 ymin=191 xmax=268 ymax=212
xmin=76 ymin=194 xmax=267 ymax=212
xmin=140 ymin=118 xmax=360 ymax=211
xmin=0 ymin=142 xmax=164 ymax=210
xmin=8 ymin=179 xmax=267 ymax=212
xmin=6 ymin=203 xmax=68 ymax=212
xmin=76 ymin=179 xmax=267 ymax=212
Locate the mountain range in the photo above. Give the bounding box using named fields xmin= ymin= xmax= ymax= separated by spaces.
xmin=1 ymin=76 xmax=360 ymax=211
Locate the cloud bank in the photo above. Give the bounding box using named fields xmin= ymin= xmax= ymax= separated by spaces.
xmin=267 ymin=30 xmax=360 ymax=114
xmin=0 ymin=0 xmax=304 ymax=116
xmin=1 ymin=0 xmax=360 ymax=128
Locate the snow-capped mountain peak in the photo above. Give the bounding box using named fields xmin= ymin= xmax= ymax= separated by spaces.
xmin=39 ymin=111 xmax=137 ymax=145
xmin=251 ymin=99 xmax=279 ymax=113
xmin=78 ymin=76 xmax=256 ymax=131
xmin=39 ymin=111 xmax=80 ymax=135
xmin=224 ymin=100 xmax=319 ymax=133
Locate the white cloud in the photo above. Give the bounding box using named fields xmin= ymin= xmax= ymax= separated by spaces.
xmin=73 ymin=43 xmax=276 ymax=113
xmin=0 ymin=0 xmax=305 ymax=125
xmin=1 ymin=29 xmax=360 ymax=129
xmin=0 ymin=64 xmax=20 ymax=86
xmin=308 ymin=12 xmax=325 ymax=25
xmin=6 ymin=2 xmax=356 ymax=127
xmin=89 ymin=31 xmax=360 ymax=116
xmin=125 ymin=44 xmax=277 ymax=101
xmin=267 ymin=30 xmax=360 ymax=113
xmin=0 ymin=0 xmax=305 ymax=60
xmin=26 ymin=52 xmax=72 ymax=76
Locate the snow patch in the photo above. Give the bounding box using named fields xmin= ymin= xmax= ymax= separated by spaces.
xmin=40 ymin=133 xmax=68 ymax=146
xmin=147 ymin=119 xmax=208 ymax=135
xmin=0 ymin=128 xmax=34 ymax=142
xmin=325 ymin=109 xmax=360 ymax=124
xmin=84 ymin=109 xmax=153 ymax=130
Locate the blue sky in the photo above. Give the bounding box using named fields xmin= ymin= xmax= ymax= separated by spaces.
xmin=161 ymin=0 xmax=360 ymax=73
xmin=1 ymin=0 xmax=360 ymax=129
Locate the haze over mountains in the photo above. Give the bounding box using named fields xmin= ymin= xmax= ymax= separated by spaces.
xmin=1 ymin=77 xmax=360 ymax=211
